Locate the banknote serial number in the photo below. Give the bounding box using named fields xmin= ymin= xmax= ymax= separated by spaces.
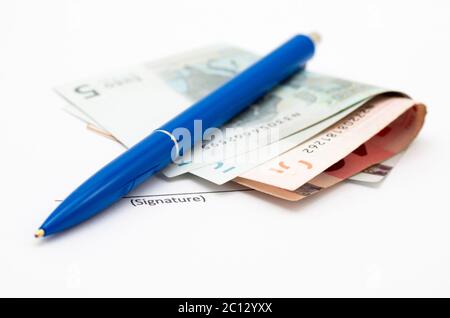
xmin=73 ymin=74 xmax=143 ymax=99
xmin=302 ymin=105 xmax=373 ymax=154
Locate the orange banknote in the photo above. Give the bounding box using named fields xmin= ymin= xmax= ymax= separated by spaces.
xmin=235 ymin=95 xmax=426 ymax=200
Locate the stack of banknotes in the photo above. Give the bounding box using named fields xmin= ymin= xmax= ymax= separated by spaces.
xmin=56 ymin=45 xmax=427 ymax=201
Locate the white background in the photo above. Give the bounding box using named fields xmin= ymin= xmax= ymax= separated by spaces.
xmin=1 ymin=0 xmax=450 ymax=297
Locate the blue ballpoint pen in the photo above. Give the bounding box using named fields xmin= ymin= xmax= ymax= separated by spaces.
xmin=35 ymin=33 xmax=319 ymax=238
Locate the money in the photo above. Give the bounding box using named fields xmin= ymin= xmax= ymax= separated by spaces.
xmin=56 ymin=45 xmax=427 ymax=201
xmin=63 ymin=98 xmax=405 ymax=183
xmin=55 ymin=45 xmax=388 ymax=182
xmin=238 ymin=96 xmax=426 ymax=191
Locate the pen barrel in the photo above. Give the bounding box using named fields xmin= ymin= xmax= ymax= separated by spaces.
xmin=159 ymin=34 xmax=315 ymax=143
xmin=40 ymin=132 xmax=174 ymax=235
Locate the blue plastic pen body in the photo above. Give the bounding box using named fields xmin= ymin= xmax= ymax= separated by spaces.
xmin=38 ymin=34 xmax=316 ymax=236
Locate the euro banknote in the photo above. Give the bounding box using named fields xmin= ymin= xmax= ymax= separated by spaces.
xmin=56 ymin=45 xmax=424 ymax=196
xmin=235 ymin=96 xmax=426 ymax=198
xmin=56 ymin=45 xmax=389 ymax=182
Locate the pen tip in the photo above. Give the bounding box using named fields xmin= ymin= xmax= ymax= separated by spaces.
xmin=34 ymin=229 xmax=45 ymax=238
